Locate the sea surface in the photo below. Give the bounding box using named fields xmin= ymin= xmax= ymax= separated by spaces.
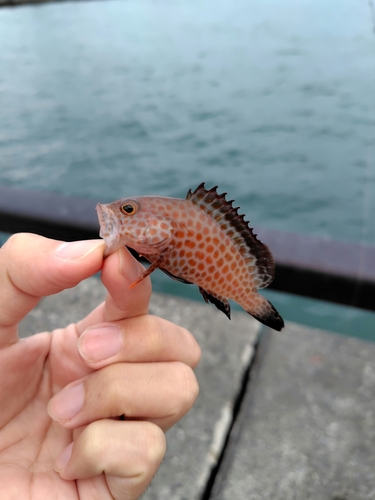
xmin=0 ymin=0 xmax=375 ymax=339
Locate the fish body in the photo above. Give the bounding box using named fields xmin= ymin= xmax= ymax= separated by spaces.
xmin=96 ymin=183 xmax=284 ymax=331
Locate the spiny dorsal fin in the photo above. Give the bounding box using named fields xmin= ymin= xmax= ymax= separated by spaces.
xmin=187 ymin=182 xmax=275 ymax=288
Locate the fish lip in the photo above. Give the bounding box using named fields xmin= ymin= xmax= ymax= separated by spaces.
xmin=96 ymin=203 xmax=123 ymax=256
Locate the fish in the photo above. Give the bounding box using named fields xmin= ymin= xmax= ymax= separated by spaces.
xmin=96 ymin=183 xmax=284 ymax=331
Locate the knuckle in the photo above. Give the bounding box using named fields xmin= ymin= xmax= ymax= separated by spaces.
xmin=97 ymin=365 xmax=125 ymax=414
xmin=186 ymin=331 xmax=202 ymax=367
xmin=78 ymin=422 xmax=104 ymax=467
xmin=172 ymin=362 xmax=199 ymax=416
xmin=1 ymin=233 xmax=25 ymax=261
xmin=143 ymin=315 xmax=165 ymax=355
xmin=139 ymin=422 xmax=166 ymax=470
xmin=5 ymin=232 xmax=27 ymax=249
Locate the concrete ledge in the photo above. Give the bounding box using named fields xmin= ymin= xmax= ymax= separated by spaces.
xmin=212 ymin=323 xmax=375 ymax=500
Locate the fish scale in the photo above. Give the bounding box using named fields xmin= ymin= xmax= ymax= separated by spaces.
xmin=96 ymin=183 xmax=284 ymax=331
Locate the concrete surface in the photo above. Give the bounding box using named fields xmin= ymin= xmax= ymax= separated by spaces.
xmin=19 ymin=276 xmax=260 ymax=499
xmin=211 ymin=323 xmax=375 ymax=500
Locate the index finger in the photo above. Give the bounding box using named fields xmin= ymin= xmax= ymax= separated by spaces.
xmin=103 ymin=246 xmax=152 ymax=321
xmin=76 ymin=246 xmax=152 ymax=333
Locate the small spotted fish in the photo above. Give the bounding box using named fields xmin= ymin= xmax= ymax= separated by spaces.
xmin=96 ymin=183 xmax=284 ymax=331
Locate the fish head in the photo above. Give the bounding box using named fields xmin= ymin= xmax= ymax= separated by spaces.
xmin=96 ymin=197 xmax=173 ymax=257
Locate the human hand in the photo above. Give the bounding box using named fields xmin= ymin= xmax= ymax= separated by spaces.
xmin=0 ymin=234 xmax=200 ymax=500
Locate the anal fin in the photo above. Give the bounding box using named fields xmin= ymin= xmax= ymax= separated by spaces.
xmin=199 ymin=287 xmax=231 ymax=320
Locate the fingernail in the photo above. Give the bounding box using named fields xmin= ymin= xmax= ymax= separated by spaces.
xmin=55 ymin=240 xmax=104 ymax=260
xmin=55 ymin=442 xmax=73 ymax=472
xmin=48 ymin=382 xmax=84 ymax=422
xmin=79 ymin=324 xmax=122 ymax=362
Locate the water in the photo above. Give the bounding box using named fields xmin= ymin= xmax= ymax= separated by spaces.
xmin=0 ymin=0 xmax=375 ymax=339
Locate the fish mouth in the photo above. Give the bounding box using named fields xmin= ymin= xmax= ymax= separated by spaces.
xmin=96 ymin=203 xmax=124 ymax=256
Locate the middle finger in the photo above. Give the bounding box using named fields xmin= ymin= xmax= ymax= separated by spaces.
xmin=48 ymin=361 xmax=199 ymax=431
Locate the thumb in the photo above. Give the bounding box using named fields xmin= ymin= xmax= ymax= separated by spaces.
xmin=0 ymin=233 xmax=105 ymax=347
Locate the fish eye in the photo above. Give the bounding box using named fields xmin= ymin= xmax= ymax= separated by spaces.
xmin=121 ymin=203 xmax=136 ymax=215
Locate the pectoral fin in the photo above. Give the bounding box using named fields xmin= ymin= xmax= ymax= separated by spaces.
xmin=129 ymin=249 xmax=170 ymax=289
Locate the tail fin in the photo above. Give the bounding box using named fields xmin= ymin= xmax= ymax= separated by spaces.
xmin=247 ymin=296 xmax=284 ymax=332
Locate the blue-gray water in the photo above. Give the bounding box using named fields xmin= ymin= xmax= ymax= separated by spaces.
xmin=0 ymin=0 xmax=375 ymax=339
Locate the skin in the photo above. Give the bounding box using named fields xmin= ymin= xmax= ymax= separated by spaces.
xmin=0 ymin=233 xmax=201 ymax=500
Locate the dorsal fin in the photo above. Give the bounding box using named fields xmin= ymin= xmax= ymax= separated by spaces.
xmin=186 ymin=183 xmax=275 ymax=288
